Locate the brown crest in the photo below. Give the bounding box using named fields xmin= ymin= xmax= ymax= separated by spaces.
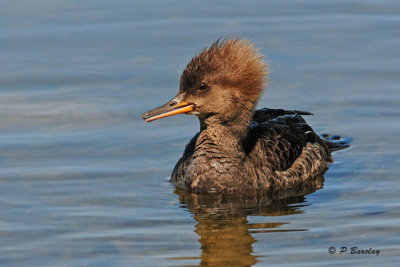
xmin=181 ymin=38 xmax=269 ymax=103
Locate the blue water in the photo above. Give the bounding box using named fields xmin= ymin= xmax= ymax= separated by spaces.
xmin=1 ymin=0 xmax=399 ymax=266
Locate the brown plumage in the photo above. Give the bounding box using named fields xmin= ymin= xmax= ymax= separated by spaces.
xmin=142 ymin=38 xmax=347 ymax=193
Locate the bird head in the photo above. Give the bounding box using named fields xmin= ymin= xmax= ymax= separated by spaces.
xmin=142 ymin=38 xmax=268 ymax=126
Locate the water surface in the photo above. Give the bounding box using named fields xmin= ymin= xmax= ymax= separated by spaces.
xmin=1 ymin=0 xmax=399 ymax=266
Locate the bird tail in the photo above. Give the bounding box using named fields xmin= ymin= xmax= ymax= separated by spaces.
xmin=320 ymin=134 xmax=352 ymax=152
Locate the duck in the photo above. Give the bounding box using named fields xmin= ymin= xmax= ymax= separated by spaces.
xmin=142 ymin=38 xmax=346 ymax=193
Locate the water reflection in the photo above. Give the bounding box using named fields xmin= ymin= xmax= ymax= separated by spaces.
xmin=173 ymin=176 xmax=324 ymax=266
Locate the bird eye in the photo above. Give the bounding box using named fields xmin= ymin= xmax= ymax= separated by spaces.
xmin=199 ymin=82 xmax=209 ymax=92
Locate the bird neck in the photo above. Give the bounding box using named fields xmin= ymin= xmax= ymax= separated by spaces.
xmin=197 ymin=105 xmax=254 ymax=158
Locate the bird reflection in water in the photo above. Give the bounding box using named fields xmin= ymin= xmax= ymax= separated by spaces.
xmin=169 ymin=175 xmax=324 ymax=266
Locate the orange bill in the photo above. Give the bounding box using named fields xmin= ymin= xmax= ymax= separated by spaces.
xmin=142 ymin=94 xmax=194 ymax=122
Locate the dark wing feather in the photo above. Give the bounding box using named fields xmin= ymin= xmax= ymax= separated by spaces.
xmin=245 ymin=109 xmax=330 ymax=172
xmin=252 ymin=108 xmax=313 ymax=123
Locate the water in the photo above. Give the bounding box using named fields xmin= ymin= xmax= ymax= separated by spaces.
xmin=1 ymin=0 xmax=399 ymax=266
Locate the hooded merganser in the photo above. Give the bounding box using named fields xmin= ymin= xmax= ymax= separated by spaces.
xmin=142 ymin=38 xmax=347 ymax=193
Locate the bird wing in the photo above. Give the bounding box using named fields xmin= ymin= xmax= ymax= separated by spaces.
xmin=252 ymin=108 xmax=313 ymax=124
xmin=246 ymin=109 xmax=330 ymax=172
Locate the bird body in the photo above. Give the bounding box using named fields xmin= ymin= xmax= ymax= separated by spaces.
xmin=142 ymin=38 xmax=346 ymax=193
xmin=171 ymin=108 xmax=331 ymax=193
